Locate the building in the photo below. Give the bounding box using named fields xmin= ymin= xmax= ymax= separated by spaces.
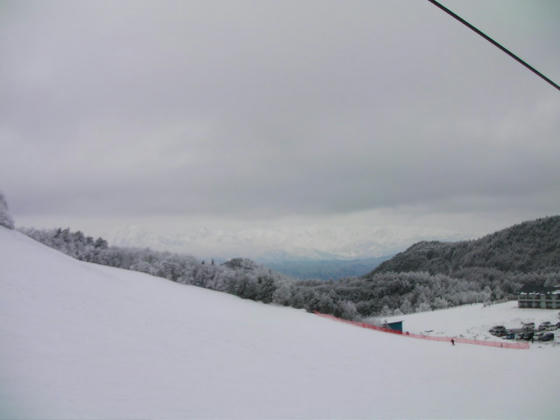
xmin=384 ymin=320 xmax=403 ymax=333
xmin=518 ymin=289 xmax=560 ymax=309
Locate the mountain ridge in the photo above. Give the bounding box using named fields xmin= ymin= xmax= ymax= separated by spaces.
xmin=372 ymin=215 xmax=560 ymax=276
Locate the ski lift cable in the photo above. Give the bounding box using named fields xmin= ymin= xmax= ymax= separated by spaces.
xmin=427 ymin=0 xmax=559 ymax=92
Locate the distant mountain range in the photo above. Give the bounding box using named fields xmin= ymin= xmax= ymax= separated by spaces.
xmin=259 ymin=255 xmax=392 ymax=280
xmin=371 ymin=215 xmax=560 ymax=276
xmin=105 ymin=225 xmax=400 ymax=280
xmin=105 ymin=223 xmax=453 ymax=263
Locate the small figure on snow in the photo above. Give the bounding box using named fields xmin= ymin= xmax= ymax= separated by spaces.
xmin=451 ymin=338 xmax=455 ymax=346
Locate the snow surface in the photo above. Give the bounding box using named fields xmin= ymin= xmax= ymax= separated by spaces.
xmin=382 ymin=302 xmax=560 ymax=346
xmin=1 ymin=227 xmax=558 ymax=419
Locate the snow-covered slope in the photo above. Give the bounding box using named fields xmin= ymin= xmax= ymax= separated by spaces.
xmin=0 ymin=227 xmax=558 ymax=419
xmin=383 ymin=301 xmax=560 ymax=345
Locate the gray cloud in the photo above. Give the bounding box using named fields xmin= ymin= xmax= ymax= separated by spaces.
xmin=1 ymin=0 xmax=559 ymax=255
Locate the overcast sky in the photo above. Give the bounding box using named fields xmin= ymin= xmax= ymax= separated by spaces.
xmin=1 ymin=0 xmax=559 ymax=259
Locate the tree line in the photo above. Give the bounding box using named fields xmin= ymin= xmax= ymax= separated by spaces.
xmin=5 ymin=191 xmax=558 ymax=321
xmin=21 ymin=226 xmax=555 ymax=321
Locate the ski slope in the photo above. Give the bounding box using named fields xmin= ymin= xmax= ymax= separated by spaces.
xmin=0 ymin=227 xmax=558 ymax=419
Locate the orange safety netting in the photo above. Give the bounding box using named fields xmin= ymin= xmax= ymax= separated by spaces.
xmin=314 ymin=312 xmax=530 ymax=350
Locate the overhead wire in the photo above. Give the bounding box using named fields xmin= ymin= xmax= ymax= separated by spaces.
xmin=427 ymin=0 xmax=559 ymax=91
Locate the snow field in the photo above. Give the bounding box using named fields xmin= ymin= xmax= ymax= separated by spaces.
xmin=383 ymin=300 xmax=560 ymax=347
xmin=1 ymin=228 xmax=558 ymax=419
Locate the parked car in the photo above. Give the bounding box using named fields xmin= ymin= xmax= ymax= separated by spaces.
xmin=520 ymin=331 xmax=534 ymax=341
xmin=535 ymin=332 xmax=554 ymax=342
xmin=489 ymin=325 xmax=507 ymax=336
xmin=538 ymin=322 xmax=552 ymax=331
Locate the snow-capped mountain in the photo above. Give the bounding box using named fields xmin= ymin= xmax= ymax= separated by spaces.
xmin=107 ymin=223 xmax=460 ymax=261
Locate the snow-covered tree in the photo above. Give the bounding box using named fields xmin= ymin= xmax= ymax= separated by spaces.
xmin=338 ymin=300 xmax=359 ymax=320
xmin=0 ymin=192 xmax=14 ymax=229
xmin=432 ymin=296 xmax=449 ymax=310
xmin=416 ymin=302 xmax=432 ymax=313
xmin=380 ymin=305 xmax=393 ymax=316
xmin=272 ymin=281 xmax=296 ymax=306
xmin=400 ymin=297 xmax=413 ymax=314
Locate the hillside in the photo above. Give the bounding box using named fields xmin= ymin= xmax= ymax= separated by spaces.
xmin=373 ymin=216 xmax=560 ymax=275
xmin=1 ymin=226 xmax=558 ymax=419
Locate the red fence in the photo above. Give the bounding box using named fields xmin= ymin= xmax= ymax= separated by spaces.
xmin=314 ymin=312 xmax=530 ymax=350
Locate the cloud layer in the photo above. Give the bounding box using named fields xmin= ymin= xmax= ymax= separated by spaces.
xmin=1 ymin=0 xmax=559 ymax=256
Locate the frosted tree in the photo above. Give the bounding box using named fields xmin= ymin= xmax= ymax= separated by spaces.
xmin=400 ymin=297 xmax=413 ymax=314
xmin=338 ymin=300 xmax=358 ymax=320
xmin=416 ymin=302 xmax=432 ymax=312
xmin=432 ymin=296 xmax=449 ymax=310
xmin=272 ymin=282 xmax=293 ymax=306
xmin=380 ymin=305 xmax=393 ymax=316
xmin=0 ymin=192 xmax=14 ymax=229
